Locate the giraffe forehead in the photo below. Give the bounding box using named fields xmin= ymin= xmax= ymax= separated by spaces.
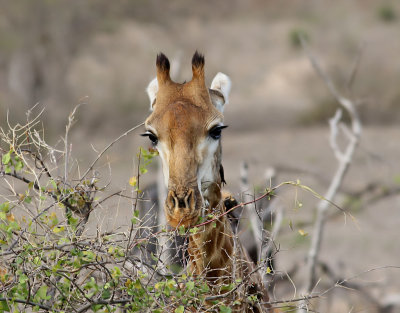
xmin=146 ymin=100 xmax=222 ymax=139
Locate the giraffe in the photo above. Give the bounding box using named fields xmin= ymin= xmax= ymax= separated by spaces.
xmin=142 ymin=52 xmax=274 ymax=312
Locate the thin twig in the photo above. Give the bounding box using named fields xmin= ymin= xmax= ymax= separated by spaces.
xmin=299 ymin=37 xmax=363 ymax=310
xmin=78 ymin=122 xmax=144 ymax=183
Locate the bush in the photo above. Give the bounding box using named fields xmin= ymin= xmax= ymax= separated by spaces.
xmin=0 ymin=109 xmax=277 ymax=312
xmin=0 ymin=110 xmax=212 ymax=312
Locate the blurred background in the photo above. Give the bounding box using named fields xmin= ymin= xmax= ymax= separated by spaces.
xmin=1 ymin=0 xmax=400 ymax=311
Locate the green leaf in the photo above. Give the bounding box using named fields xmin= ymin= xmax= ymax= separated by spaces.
xmin=2 ymin=152 xmax=11 ymax=165
xmin=131 ymin=209 xmax=140 ymax=225
xmin=0 ymin=300 xmax=10 ymax=312
xmin=186 ymin=281 xmax=194 ymax=291
xmin=19 ymin=274 xmax=28 ymax=284
xmin=101 ymin=288 xmax=111 ymax=299
xmin=4 ymin=165 xmax=11 ymax=174
xmin=189 ymin=227 xmax=199 ymax=234
xmin=67 ymin=215 xmax=78 ymax=227
xmin=129 ymin=176 xmax=137 ymax=187
xmin=0 ymin=202 xmax=9 ymax=213
xmin=50 ymin=179 xmax=57 ymax=189
xmin=219 ymin=305 xmax=232 ymax=313
xmin=220 ymin=283 xmax=234 ymax=291
xmin=175 ymin=306 xmax=184 ymax=313
xmin=36 ymin=285 xmax=50 ymax=300
xmin=53 ymin=226 xmax=65 ymax=234
xmin=178 ymin=225 xmax=186 ymax=235
xmin=14 ymin=160 xmax=24 ymax=171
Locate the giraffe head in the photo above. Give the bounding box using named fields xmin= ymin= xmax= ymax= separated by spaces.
xmin=143 ymin=52 xmax=231 ymax=228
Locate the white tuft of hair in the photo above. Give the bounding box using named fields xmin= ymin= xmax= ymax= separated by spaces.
xmin=146 ymin=77 xmax=158 ymax=111
xmin=210 ymin=72 xmax=231 ymax=105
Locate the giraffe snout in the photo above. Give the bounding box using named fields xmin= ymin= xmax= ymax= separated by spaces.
xmin=165 ymin=188 xmax=199 ymax=228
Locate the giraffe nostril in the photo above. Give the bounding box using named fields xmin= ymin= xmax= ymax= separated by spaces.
xmin=186 ymin=191 xmax=192 ymax=207
xmin=178 ymin=198 xmax=185 ymax=208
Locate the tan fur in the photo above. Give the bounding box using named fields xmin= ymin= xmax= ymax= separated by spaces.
xmin=144 ymin=52 xmax=275 ymax=312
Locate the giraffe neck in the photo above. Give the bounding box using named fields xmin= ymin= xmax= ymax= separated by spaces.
xmin=188 ymin=171 xmax=237 ymax=287
xmin=188 ymin=144 xmax=240 ymax=287
xmin=188 ymin=214 xmax=235 ymax=285
xmin=186 ymin=149 xmax=272 ymax=311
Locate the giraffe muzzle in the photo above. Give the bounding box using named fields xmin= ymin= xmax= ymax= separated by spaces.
xmin=165 ymin=188 xmax=199 ymax=228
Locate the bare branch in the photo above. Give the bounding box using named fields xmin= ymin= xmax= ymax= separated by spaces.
xmin=299 ymin=38 xmax=363 ymax=310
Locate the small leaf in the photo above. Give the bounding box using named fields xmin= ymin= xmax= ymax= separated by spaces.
xmin=2 ymin=152 xmax=11 ymax=165
xmin=155 ymin=282 xmax=164 ymax=290
xmin=186 ymin=281 xmax=194 ymax=291
xmin=14 ymin=160 xmax=24 ymax=171
xmin=53 ymin=226 xmax=65 ymax=234
xmin=50 ymin=179 xmax=57 ymax=189
xmin=298 ymin=229 xmax=308 ymax=236
xmin=189 ymin=227 xmax=199 ymax=234
xmin=219 ymin=305 xmax=232 ymax=313
xmin=0 ymin=202 xmax=9 ymax=213
xmin=36 ymin=285 xmax=50 ymax=300
xmin=4 ymin=165 xmax=11 ymax=174
xmin=129 ymin=176 xmax=137 ymax=187
xmin=178 ymin=225 xmax=186 ymax=235
xmin=101 ymin=288 xmax=111 ymax=299
xmin=0 ymin=300 xmax=10 ymax=312
xmin=266 ymin=267 xmax=272 ymax=274
xmin=19 ymin=274 xmax=28 ymax=284
xmin=175 ymin=306 xmax=184 ymax=313
xmin=289 ymin=220 xmax=293 ymax=231
xmin=131 ymin=209 xmax=140 ymax=225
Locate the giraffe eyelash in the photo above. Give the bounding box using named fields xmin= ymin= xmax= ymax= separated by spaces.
xmin=141 ymin=131 xmax=158 ymax=145
xmin=208 ymin=125 xmax=228 ymax=140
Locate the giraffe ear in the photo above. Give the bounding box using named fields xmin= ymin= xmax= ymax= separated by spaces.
xmin=146 ymin=77 xmax=158 ymax=111
xmin=210 ymin=72 xmax=231 ymax=113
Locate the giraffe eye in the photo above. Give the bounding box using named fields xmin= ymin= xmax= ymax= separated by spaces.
xmin=209 ymin=125 xmax=228 ymax=140
xmin=141 ymin=131 xmax=158 ymax=145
